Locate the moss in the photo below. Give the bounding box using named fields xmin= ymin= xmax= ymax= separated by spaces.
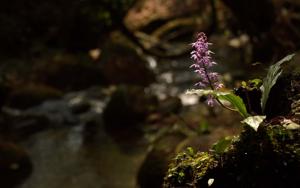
xmin=164 ymin=151 xmax=218 ymax=187
xmin=164 ymin=120 xmax=300 ymax=188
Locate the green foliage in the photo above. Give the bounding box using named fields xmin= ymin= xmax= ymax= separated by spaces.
xmin=241 ymin=79 xmax=262 ymax=90
xmin=212 ymin=136 xmax=233 ymax=154
xmin=186 ymin=147 xmax=195 ymax=156
xmin=164 ymin=152 xmax=218 ymax=187
xmin=218 ymin=94 xmax=249 ymax=118
xmin=236 ymin=79 xmax=263 ymax=115
xmin=187 ymin=89 xmax=249 ymax=118
xmin=165 ymin=120 xmax=300 ymax=187
xmin=260 ymin=54 xmax=295 ymax=112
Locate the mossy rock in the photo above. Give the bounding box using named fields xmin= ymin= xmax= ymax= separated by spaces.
xmin=164 ymin=119 xmax=300 ymax=188
xmin=138 ymin=133 xmax=187 ymax=188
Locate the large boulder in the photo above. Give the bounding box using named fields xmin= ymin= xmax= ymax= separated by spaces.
xmin=101 ymin=37 xmax=156 ymax=86
xmin=103 ymin=85 xmax=158 ymax=150
xmin=164 ymin=62 xmax=300 ymax=188
xmin=164 ymin=120 xmax=300 ymax=188
xmin=0 ymin=142 xmax=32 ymax=188
xmin=138 ymin=133 xmax=186 ymax=188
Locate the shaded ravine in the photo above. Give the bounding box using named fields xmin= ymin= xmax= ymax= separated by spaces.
xmin=16 ymin=50 xmax=243 ymax=188
xmin=15 ymin=56 xmax=197 ymax=188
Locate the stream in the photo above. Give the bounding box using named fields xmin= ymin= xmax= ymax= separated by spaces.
xmin=15 ymin=39 xmax=247 ymax=187
xmin=16 ymin=56 xmax=198 ymax=188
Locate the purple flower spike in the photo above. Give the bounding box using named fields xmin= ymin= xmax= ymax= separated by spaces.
xmin=190 ymin=32 xmax=223 ymax=106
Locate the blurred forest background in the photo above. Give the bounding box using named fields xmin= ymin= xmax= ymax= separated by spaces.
xmin=0 ymin=0 xmax=300 ymax=188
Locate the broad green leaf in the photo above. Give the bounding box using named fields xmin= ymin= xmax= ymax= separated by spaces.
xmin=241 ymin=115 xmax=266 ymax=131
xmin=218 ymin=93 xmax=249 ymax=118
xmin=186 ymin=89 xmax=249 ymax=117
xmin=260 ymin=54 xmax=295 ymax=112
xmin=212 ymin=136 xmax=232 ymax=154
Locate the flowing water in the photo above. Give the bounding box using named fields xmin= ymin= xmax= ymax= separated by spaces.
xmin=16 ymin=56 xmax=198 ymax=188
xmin=17 ymin=48 xmax=244 ymax=188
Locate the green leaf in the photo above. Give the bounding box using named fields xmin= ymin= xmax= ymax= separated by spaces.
xmin=260 ymin=54 xmax=295 ymax=112
xmin=241 ymin=115 xmax=266 ymax=131
xmin=212 ymin=136 xmax=233 ymax=154
xmin=218 ymin=93 xmax=249 ymax=118
xmin=186 ymin=89 xmax=249 ymax=117
xmin=249 ymin=79 xmax=262 ymax=87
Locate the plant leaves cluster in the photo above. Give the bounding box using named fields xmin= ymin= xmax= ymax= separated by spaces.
xmin=260 ymin=54 xmax=295 ymax=113
xmin=187 ymin=53 xmax=296 ymax=131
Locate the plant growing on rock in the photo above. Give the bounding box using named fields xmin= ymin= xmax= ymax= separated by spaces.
xmin=187 ymin=32 xmax=296 ymax=131
xmin=163 ymin=32 xmax=300 ymax=188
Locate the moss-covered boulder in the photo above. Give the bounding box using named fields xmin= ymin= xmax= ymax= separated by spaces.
xmin=164 ymin=119 xmax=300 ymax=188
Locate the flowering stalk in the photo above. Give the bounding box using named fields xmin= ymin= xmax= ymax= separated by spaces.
xmin=190 ymin=32 xmax=236 ymax=111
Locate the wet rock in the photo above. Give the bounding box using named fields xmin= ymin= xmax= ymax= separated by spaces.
xmin=164 ymin=120 xmax=300 ymax=188
xmin=0 ymin=142 xmax=32 ymax=188
xmin=70 ymin=101 xmax=91 ymax=114
xmin=25 ymin=100 xmax=79 ymax=126
xmin=158 ymin=96 xmax=182 ymax=116
xmin=101 ymin=38 xmax=155 ymax=86
xmin=6 ymin=83 xmax=63 ymax=110
xmin=103 ymin=85 xmax=158 ymax=150
xmin=82 ymin=120 xmax=100 ymax=144
xmin=103 ymin=85 xmax=158 ymax=128
xmin=138 ymin=133 xmax=186 ymax=188
xmin=0 ymin=111 xmax=51 ymax=140
xmin=32 ymin=54 xmax=106 ymax=91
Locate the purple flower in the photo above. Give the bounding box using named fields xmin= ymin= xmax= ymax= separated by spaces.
xmin=190 ymin=32 xmax=223 ymax=106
